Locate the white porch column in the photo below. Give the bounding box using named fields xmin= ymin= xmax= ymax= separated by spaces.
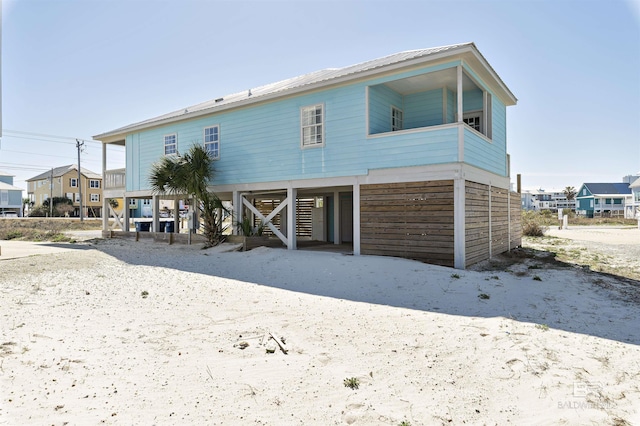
xmin=353 ymin=180 xmax=361 ymax=255
xmin=232 ymin=191 xmax=241 ymax=235
xmin=333 ymin=190 xmax=340 ymax=244
xmin=152 ymin=195 xmax=160 ymax=232
xmin=457 ymin=64 xmax=464 ymax=163
xmin=124 ymin=196 xmax=130 ymax=232
xmin=101 ymin=142 xmax=108 ymax=231
xmin=287 ymin=186 xmax=297 ymax=250
xmin=454 ymin=177 xmax=466 ymax=269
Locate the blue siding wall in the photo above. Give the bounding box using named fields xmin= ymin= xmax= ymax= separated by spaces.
xmin=463 ymin=95 xmax=507 ymax=176
xmin=446 ymin=89 xmax=455 ymax=123
xmin=463 ymin=88 xmax=483 ymax=112
xmin=125 ymin=59 xmax=510 ymax=191
xmin=8 ymin=190 xmax=22 ymax=206
xmin=368 ymin=85 xmax=402 ymax=134
xmin=0 ymin=175 xmax=13 ymax=185
xmin=404 ymin=89 xmax=443 ymax=128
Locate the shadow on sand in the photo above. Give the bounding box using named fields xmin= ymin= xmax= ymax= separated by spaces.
xmin=89 ymin=238 xmax=640 ymax=345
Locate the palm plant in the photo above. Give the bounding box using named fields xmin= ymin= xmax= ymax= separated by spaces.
xmin=564 ymin=186 xmax=577 ymax=201
xmin=148 ymin=145 xmax=227 ymax=247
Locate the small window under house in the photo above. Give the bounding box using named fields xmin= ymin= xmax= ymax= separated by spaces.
xmin=391 ymin=106 xmax=403 ymax=131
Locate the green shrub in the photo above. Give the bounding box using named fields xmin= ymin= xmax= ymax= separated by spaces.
xmin=522 ymin=211 xmax=547 ymax=237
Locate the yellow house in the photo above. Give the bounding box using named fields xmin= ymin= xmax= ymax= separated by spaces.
xmin=27 ymin=164 xmax=103 ymax=217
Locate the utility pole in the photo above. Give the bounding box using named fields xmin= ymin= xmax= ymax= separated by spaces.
xmin=76 ymin=139 xmax=85 ymax=221
xmin=49 ymin=168 xmax=53 ymax=217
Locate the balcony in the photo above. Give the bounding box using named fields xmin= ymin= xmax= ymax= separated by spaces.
xmin=104 ymin=168 xmax=125 ymax=197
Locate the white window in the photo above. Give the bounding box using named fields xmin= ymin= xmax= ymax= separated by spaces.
xmin=391 ymin=106 xmax=403 ymax=131
xmin=74 ymin=193 xmax=80 ymax=202
xmin=204 ymin=126 xmax=220 ymax=159
xmin=463 ymin=112 xmax=482 ymax=133
xmin=301 ymin=104 xmax=324 ymax=147
xmin=89 ymin=180 xmax=100 ymax=188
xmin=65 ymin=192 xmax=73 ymax=201
xmin=0 ymin=190 xmax=8 ymax=206
xmin=69 ymin=178 xmax=78 ymax=187
xmin=90 ymin=194 xmax=100 ymax=202
xmin=164 ymin=134 xmax=177 ymax=155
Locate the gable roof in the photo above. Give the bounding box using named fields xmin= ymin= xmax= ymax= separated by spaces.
xmin=26 ymin=165 xmax=101 ymax=182
xmin=94 ymin=42 xmax=517 ymax=142
xmin=0 ymin=170 xmax=15 ymax=177
xmin=580 ymin=183 xmax=631 ymax=196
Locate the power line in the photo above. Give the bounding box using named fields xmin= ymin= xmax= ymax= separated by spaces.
xmin=4 ymin=129 xmax=102 ymax=144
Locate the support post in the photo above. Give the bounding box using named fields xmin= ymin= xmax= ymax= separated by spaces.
xmin=102 ymin=142 xmax=107 ymax=231
xmin=333 ymin=190 xmax=340 ymax=244
xmin=232 ymin=191 xmax=241 ymax=235
xmin=454 ymin=177 xmax=466 ymax=269
xmin=353 ymin=180 xmax=361 ymax=255
xmin=152 ymin=195 xmax=160 ymax=233
xmin=124 ymin=196 xmax=130 ymax=232
xmin=287 ymin=186 xmax=297 ymax=250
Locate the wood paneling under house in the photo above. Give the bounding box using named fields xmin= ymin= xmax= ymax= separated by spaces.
xmin=360 ymin=180 xmax=455 ymax=267
xmin=465 ymin=181 xmax=522 ymax=267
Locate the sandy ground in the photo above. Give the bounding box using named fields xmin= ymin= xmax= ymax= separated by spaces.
xmin=1 ymin=229 xmax=639 ymax=425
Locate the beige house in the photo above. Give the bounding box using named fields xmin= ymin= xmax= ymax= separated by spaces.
xmin=27 ymin=165 xmax=103 ymax=217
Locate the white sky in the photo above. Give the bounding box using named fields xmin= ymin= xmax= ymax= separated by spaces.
xmin=1 ymin=0 xmax=639 ymax=192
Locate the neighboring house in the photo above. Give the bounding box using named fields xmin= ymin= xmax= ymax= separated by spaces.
xmin=0 ymin=170 xmax=24 ymax=217
xmin=26 ymin=165 xmax=104 ymax=217
xmin=627 ymin=175 xmax=640 ymax=219
xmin=521 ymin=188 xmax=575 ymax=212
xmin=95 ymin=42 xmax=521 ymax=269
xmin=575 ymin=182 xmax=632 ymax=218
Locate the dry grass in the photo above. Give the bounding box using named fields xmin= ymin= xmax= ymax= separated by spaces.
xmin=0 ymin=218 xmax=102 ymax=241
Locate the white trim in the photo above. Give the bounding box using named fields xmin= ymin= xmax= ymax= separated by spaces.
xmin=488 ymin=183 xmax=492 ymax=258
xmin=442 ymin=87 xmax=447 ymax=124
xmin=365 ymin=86 xmax=370 ymax=138
xmin=366 ymin=122 xmax=459 ymax=139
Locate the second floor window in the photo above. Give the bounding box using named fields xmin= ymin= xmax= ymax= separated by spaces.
xmin=391 ymin=106 xmax=403 ymax=131
xmin=463 ymin=112 xmax=482 ymax=132
xmin=69 ymin=178 xmax=78 ymax=187
xmin=90 ymin=180 xmax=100 ymax=188
xmin=301 ymin=104 xmax=324 ymax=147
xmin=204 ymin=126 xmax=220 ymax=159
xmin=164 ymin=134 xmax=177 ymax=155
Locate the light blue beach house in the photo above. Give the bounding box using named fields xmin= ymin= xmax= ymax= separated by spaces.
xmin=95 ymin=42 xmax=521 ymax=268
xmin=0 ymin=170 xmax=24 ymax=217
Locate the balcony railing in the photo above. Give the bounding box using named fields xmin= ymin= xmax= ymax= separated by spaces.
xmin=105 ymin=168 xmax=126 ymax=190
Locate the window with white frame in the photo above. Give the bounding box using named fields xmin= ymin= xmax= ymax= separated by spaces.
xmin=90 ymin=194 xmax=100 ymax=202
xmin=204 ymin=126 xmax=220 ymax=159
xmin=391 ymin=106 xmax=403 ymax=131
xmin=69 ymin=178 xmax=78 ymax=187
xmin=301 ymin=104 xmax=324 ymax=147
xmin=463 ymin=111 xmax=482 ymax=133
xmin=74 ymin=193 xmax=80 ymax=202
xmin=89 ymin=180 xmax=100 ymax=188
xmin=164 ymin=134 xmax=177 ymax=155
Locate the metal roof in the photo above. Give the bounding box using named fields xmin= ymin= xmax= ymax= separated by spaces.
xmin=581 ymin=183 xmax=631 ymax=196
xmin=26 ymin=164 xmax=102 ymax=182
xmin=95 ymin=42 xmax=516 ymax=140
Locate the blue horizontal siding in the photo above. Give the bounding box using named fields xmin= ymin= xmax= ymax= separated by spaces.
xmin=464 ymin=128 xmax=506 ymax=176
